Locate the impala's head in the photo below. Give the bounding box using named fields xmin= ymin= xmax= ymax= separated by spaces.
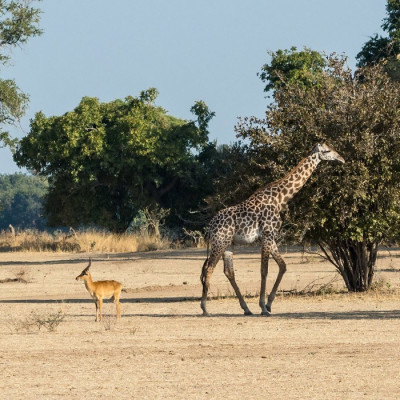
xmin=313 ymin=143 xmax=345 ymax=163
xmin=76 ymin=258 xmax=92 ymax=281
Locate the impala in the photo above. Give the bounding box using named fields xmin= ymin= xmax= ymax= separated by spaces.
xmin=76 ymin=258 xmax=122 ymax=321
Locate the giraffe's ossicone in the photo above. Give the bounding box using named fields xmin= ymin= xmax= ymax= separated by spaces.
xmin=200 ymin=143 xmax=345 ymax=316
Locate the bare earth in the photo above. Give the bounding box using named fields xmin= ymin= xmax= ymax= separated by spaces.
xmin=0 ymin=247 xmax=399 ymax=399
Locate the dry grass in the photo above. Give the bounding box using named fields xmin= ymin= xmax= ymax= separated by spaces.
xmin=0 ymin=229 xmax=172 ymax=253
xmin=209 ymin=275 xmax=399 ymax=304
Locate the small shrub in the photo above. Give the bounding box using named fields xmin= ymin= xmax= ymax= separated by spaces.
xmin=102 ymin=314 xmax=117 ymax=331
xmin=370 ymin=278 xmax=392 ymax=292
xmin=32 ymin=310 xmax=66 ymax=332
xmin=135 ymin=234 xmax=171 ymax=252
xmin=8 ymin=310 xmax=66 ymax=333
xmin=130 ymin=327 xmax=137 ymax=335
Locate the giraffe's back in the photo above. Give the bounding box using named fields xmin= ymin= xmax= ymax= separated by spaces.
xmin=208 ymin=199 xmax=281 ymax=246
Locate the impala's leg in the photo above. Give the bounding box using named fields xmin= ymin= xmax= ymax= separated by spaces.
xmin=115 ymin=292 xmax=121 ymax=319
xmin=259 ymin=236 xmax=272 ymax=315
xmin=223 ymin=251 xmax=252 ymax=315
xmin=94 ymin=300 xmax=100 ymax=322
xmin=266 ymin=240 xmax=287 ymax=314
xmin=200 ymin=249 xmax=223 ymax=316
xmin=98 ymin=298 xmax=103 ymax=321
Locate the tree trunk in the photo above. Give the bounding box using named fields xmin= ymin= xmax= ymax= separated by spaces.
xmin=319 ymin=239 xmax=378 ymax=292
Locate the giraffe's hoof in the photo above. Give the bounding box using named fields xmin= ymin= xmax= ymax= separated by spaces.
xmin=261 ymin=310 xmax=271 ymax=316
xmin=201 ymin=312 xmax=211 ymax=317
xmin=244 ymin=310 xmax=253 ymax=316
xmin=266 ymin=305 xmax=272 ymax=313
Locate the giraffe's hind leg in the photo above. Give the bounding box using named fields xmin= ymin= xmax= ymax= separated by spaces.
xmin=265 ymin=240 xmax=287 ymax=314
xmin=200 ymin=250 xmax=223 ymax=316
xmin=223 ymin=251 xmax=252 ymax=315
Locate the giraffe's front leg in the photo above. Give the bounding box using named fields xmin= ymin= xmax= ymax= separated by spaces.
xmin=259 ymin=235 xmax=272 ymax=315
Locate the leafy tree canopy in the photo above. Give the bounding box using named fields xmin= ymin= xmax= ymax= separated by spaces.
xmin=0 ymin=0 xmax=42 ymax=148
xmin=259 ymin=47 xmax=327 ymax=94
xmin=238 ymin=54 xmax=400 ymax=291
xmin=356 ymin=0 xmax=400 ymax=79
xmin=14 ymin=89 xmax=216 ymax=232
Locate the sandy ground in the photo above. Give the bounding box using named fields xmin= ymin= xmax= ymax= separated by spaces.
xmin=0 ymin=246 xmax=399 ymax=399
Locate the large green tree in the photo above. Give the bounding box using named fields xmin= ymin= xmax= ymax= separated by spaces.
xmin=0 ymin=0 xmax=42 ymax=148
xmin=14 ymin=89 xmax=215 ymax=232
xmin=238 ymin=54 xmax=400 ymax=292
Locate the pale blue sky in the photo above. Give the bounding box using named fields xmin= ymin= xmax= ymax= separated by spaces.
xmin=1 ymin=0 xmax=386 ymax=173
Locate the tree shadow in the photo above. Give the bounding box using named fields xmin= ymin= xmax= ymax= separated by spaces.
xmin=0 ymin=296 xmax=201 ymax=304
xmin=274 ymin=310 xmax=400 ymax=320
xmin=1 ymin=297 xmax=399 ymax=320
xmin=0 ymin=258 xmax=92 ymax=266
xmin=0 ymin=250 xmax=206 ymax=266
xmin=124 ymin=309 xmax=400 ymax=319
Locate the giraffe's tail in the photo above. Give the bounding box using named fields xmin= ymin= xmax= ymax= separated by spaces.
xmin=200 ymin=236 xmax=210 ymax=286
xmin=200 ymin=257 xmax=208 ymax=286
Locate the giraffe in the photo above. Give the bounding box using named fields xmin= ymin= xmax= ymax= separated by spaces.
xmin=200 ymin=143 xmax=345 ymax=316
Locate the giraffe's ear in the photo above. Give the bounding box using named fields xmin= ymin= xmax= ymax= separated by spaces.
xmin=312 ymin=143 xmax=322 ymax=154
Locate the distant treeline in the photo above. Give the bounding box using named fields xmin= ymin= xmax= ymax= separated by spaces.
xmin=0 ymin=173 xmax=48 ymax=231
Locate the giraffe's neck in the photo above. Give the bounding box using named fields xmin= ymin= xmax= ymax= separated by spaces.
xmin=269 ymin=153 xmax=321 ymax=206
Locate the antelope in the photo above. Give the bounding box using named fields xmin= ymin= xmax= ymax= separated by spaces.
xmin=75 ymin=258 xmax=122 ymax=321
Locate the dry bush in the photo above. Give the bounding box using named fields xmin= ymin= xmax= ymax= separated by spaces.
xmin=75 ymin=230 xmax=139 ymax=253
xmin=102 ymin=314 xmax=117 ymax=331
xmin=135 ymin=234 xmax=171 ymax=252
xmin=7 ymin=310 xmax=66 ymax=333
xmin=182 ymin=228 xmax=205 ymax=248
xmin=279 ymin=276 xmax=344 ymax=299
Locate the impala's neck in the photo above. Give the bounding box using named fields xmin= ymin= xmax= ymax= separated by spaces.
xmin=273 ymin=153 xmax=321 ymax=205
xmin=84 ymin=274 xmax=95 ymax=294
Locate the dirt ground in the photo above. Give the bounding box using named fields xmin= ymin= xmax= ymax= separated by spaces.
xmin=0 ymin=246 xmax=399 ymax=399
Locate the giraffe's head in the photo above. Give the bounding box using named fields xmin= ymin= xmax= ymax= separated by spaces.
xmin=313 ymin=143 xmax=345 ymax=163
